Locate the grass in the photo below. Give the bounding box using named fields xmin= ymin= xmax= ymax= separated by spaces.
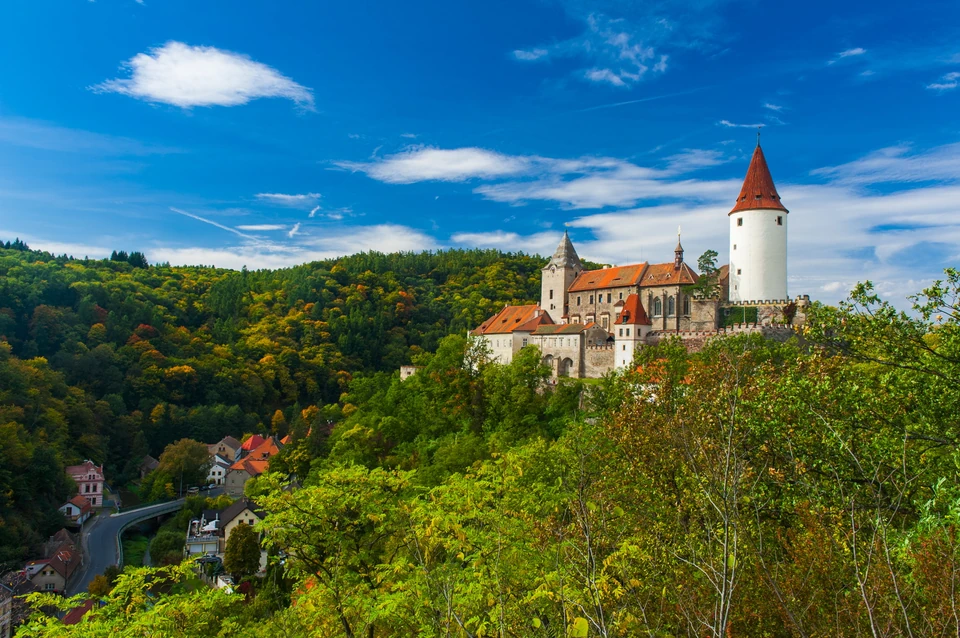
xmin=122 ymin=533 xmax=149 ymax=567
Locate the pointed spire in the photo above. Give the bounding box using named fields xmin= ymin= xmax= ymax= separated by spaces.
xmin=730 ymin=143 xmax=789 ymax=215
xmin=674 ymin=225 xmax=684 ymax=270
xmin=545 ymin=229 xmax=583 ymax=271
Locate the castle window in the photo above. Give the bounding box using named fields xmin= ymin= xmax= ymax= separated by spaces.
xmin=576 ymin=296 xmax=581 ymax=305
xmin=667 ymin=296 xmax=676 ymax=316
xmin=550 ymin=304 xmax=555 ymax=310
xmin=618 ymin=328 xmax=623 ymax=336
xmin=619 ymin=292 xmax=623 ymax=300
xmin=737 ymin=218 xmax=743 ymax=227
xmin=626 ymin=328 xmax=630 ymax=336
xmin=623 ymin=345 xmax=626 ymax=351
xmin=777 ymin=216 xmax=783 ymax=226
xmin=737 ymin=269 xmax=742 ymax=275
xmin=589 ymin=295 xmax=594 ymax=304
xmin=522 ymin=338 xmax=527 ymax=347
xmin=733 ymin=244 xmax=737 ymax=250
xmin=607 ymin=293 xmax=612 ymax=303
xmin=653 ymin=298 xmax=662 ymax=316
xmin=549 ymin=289 xmax=553 ymax=299
xmin=572 ymin=316 xmax=580 ymax=324
xmin=683 ymin=296 xmax=691 ymax=316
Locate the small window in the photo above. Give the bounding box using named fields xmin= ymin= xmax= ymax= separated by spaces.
xmin=626 ymin=328 xmax=630 ymax=336
xmin=653 ymin=298 xmax=662 ymax=316
xmin=737 ymin=269 xmax=742 ymax=275
xmin=607 ymin=293 xmax=612 ymax=303
xmin=619 ymin=292 xmax=623 ymax=300
xmin=550 ymin=304 xmax=555 ymax=310
xmin=576 ymin=296 xmax=581 ymax=305
xmin=683 ymin=296 xmax=691 ymax=316
xmin=737 ymin=218 xmax=743 ymax=227
xmin=45 ymin=583 xmax=55 ymax=591
xmin=589 ymin=295 xmax=594 ymax=304
xmin=522 ymin=338 xmax=527 ymax=347
xmin=623 ymin=345 xmax=626 ymax=351
xmin=618 ymin=328 xmax=623 ymax=337
xmin=733 ymin=244 xmax=737 ymax=250
xmin=667 ymin=297 xmax=676 ymax=316
xmin=777 ymin=216 xmax=783 ymax=226
xmin=549 ymin=289 xmax=554 ymax=299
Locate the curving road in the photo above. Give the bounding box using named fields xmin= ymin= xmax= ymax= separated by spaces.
xmin=67 ymin=499 xmax=184 ymax=596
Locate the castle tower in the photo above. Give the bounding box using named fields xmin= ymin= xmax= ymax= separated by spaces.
xmin=728 ymin=142 xmax=788 ymax=303
xmin=614 ymin=293 xmax=652 ymax=369
xmin=541 ymin=230 xmax=583 ymax=323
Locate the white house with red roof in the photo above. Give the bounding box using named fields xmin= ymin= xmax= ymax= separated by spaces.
xmin=65 ymin=460 xmax=104 ymax=508
xmin=59 ymin=495 xmax=93 ymax=526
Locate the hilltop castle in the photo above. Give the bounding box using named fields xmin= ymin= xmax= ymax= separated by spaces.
xmin=470 ymin=143 xmax=810 ymax=378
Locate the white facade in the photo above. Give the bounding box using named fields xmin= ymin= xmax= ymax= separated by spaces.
xmin=614 ymin=324 xmax=649 ymax=369
xmin=477 ymin=332 xmax=530 ymax=365
xmin=728 ymin=208 xmax=788 ymax=303
xmin=207 ymin=456 xmax=230 ymax=485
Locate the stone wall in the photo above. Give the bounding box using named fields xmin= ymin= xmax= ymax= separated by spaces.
xmin=584 ymin=345 xmax=615 ymax=377
xmin=687 ymin=298 xmax=719 ymax=331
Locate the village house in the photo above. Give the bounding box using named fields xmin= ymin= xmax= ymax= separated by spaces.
xmin=58 ymin=495 xmax=93 ymax=526
xmin=65 ymin=461 xmax=105 ymax=507
xmin=24 ymin=530 xmax=80 ymax=594
xmin=207 ymin=436 xmax=242 ymax=462
xmin=0 ymin=571 xmax=37 ymax=638
xmin=207 ymin=454 xmax=231 ymax=486
xmin=138 ymin=455 xmax=159 ymax=479
xmin=224 ymin=437 xmax=282 ymax=497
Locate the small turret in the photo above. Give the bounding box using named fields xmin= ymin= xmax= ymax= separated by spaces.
xmin=674 ymin=226 xmax=684 ymax=270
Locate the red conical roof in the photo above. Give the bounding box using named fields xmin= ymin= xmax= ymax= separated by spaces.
xmin=729 ymin=145 xmax=788 ymax=215
xmin=615 ymin=294 xmax=652 ymax=326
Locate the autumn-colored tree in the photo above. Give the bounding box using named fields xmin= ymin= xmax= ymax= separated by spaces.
xmin=157 ymin=438 xmax=211 ymax=497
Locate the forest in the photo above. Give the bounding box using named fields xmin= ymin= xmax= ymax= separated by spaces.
xmin=0 ymin=242 xmax=549 ymax=566
xmin=6 ymin=239 xmax=960 ymax=635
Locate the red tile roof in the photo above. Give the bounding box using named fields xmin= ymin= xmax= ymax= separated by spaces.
xmin=730 ymin=144 xmax=788 ymax=214
xmin=62 ymin=599 xmax=96 ymax=625
xmin=615 ymin=294 xmax=652 ymax=325
xmin=241 ymin=435 xmax=265 ymax=451
xmin=638 ymin=262 xmax=699 ymax=287
xmin=231 ymin=437 xmax=281 ymax=477
xmin=568 ymin=264 xmax=647 ymax=292
xmin=67 ymin=495 xmax=92 ymax=516
xmin=472 ymin=305 xmax=543 ymax=335
xmin=515 ymin=312 xmax=554 ymax=333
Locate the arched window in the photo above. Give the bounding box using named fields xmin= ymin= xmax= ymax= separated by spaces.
xmin=683 ymin=296 xmax=691 ymax=316
xmin=667 ymin=296 xmax=675 ymax=316
xmin=653 ymin=298 xmax=662 ymax=316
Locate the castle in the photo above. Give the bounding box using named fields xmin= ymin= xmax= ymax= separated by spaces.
xmin=471 ymin=142 xmax=810 ymax=378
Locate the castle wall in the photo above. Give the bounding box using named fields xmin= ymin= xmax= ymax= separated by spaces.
xmin=532 ymin=334 xmax=583 ymax=377
xmin=584 ymin=345 xmax=615 ymax=378
xmin=567 ymin=285 xmax=635 ymax=329
xmin=688 ymin=298 xmax=719 ymax=331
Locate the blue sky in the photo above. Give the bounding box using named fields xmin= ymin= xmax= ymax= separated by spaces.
xmin=1 ymin=0 xmax=959 ymax=305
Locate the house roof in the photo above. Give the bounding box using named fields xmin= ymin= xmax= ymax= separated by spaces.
xmin=615 ymin=294 xmax=652 ymax=326
xmin=638 ymin=262 xmax=699 ymax=287
xmin=240 ymin=434 xmax=266 ymax=451
xmin=220 ymin=498 xmax=264 ymax=527
xmin=230 ymin=458 xmax=269 ymax=478
xmin=280 ymin=434 xmax=292 ymax=445
xmin=66 ymin=495 xmax=92 ymax=514
xmin=515 ymin=312 xmax=554 ymax=333
xmin=62 ymin=599 xmax=96 ymax=625
xmin=730 ymin=144 xmax=788 ymax=215
xmin=65 ymin=460 xmax=102 ymax=477
xmin=472 ymin=305 xmax=543 ymax=335
xmin=220 ymin=436 xmax=241 ymax=450
xmin=139 ymin=455 xmax=159 ymax=472
xmin=568 ymin=263 xmax=647 ymax=292
xmin=532 ymin=322 xmax=598 ymax=335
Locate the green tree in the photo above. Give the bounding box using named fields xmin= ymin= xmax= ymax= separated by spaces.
xmin=157 ymin=438 xmax=212 ymax=497
xmin=224 ymin=522 xmax=261 ymax=580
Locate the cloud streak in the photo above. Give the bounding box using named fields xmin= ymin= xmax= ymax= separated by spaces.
xmin=255 ymin=192 xmax=322 ymax=207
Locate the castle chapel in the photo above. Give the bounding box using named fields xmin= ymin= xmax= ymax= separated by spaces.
xmin=470 ymin=143 xmax=810 ymax=379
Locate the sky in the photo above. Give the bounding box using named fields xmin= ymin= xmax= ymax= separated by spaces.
xmin=1 ymin=0 xmax=959 ymax=307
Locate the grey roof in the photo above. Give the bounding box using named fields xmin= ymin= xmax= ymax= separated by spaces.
xmin=544 ymin=230 xmax=583 ymax=271
xmin=219 ymin=498 xmax=264 ymax=526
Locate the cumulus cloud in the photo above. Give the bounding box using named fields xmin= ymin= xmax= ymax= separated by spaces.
xmin=255 ymin=192 xmax=322 ymax=207
xmin=336 ymin=147 xmax=530 ymax=183
xmin=92 ymin=41 xmax=314 ymax=109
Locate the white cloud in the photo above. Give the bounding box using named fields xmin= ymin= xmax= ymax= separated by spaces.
xmin=513 ymin=48 xmax=548 ymax=61
xmin=812 ymin=142 xmax=960 ymax=185
xmin=585 ymin=68 xmax=627 ymax=87
xmin=255 ymin=192 xmax=321 ymax=207
xmin=288 ymin=222 xmax=301 ymax=238
xmin=170 ymin=207 xmax=256 ymax=239
xmin=0 ymin=231 xmax=111 ymax=259
xmin=926 ymin=71 xmax=959 ymax=91
xmin=718 ymin=119 xmax=765 ymax=129
xmin=336 ymin=147 xmax=530 ymax=183
xmin=400 ymin=133 xmax=418 ymax=139
xmin=236 ymin=224 xmax=286 ymax=231
xmin=839 ymin=47 xmax=866 ymax=58
xmin=309 ymin=206 xmax=320 ymax=217
xmin=92 ymin=41 xmax=313 ymax=109
xmin=451 ymin=230 xmax=562 ymax=255
xmin=762 ymin=103 xmax=783 ymax=112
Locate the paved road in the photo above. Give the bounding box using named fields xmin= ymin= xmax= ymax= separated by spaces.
xmin=67 ymin=499 xmax=184 ymax=596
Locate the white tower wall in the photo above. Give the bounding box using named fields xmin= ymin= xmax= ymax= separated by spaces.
xmin=728 ymin=208 xmax=787 ymax=303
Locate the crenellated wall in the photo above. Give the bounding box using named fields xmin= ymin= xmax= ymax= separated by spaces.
xmin=584 ymin=345 xmax=615 ymax=378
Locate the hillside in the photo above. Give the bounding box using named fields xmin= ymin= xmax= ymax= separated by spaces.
xmin=0 ymin=242 xmax=549 ymax=564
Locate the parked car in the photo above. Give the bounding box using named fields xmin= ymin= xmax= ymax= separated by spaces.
xmin=187 ymin=486 xmax=200 ymax=495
